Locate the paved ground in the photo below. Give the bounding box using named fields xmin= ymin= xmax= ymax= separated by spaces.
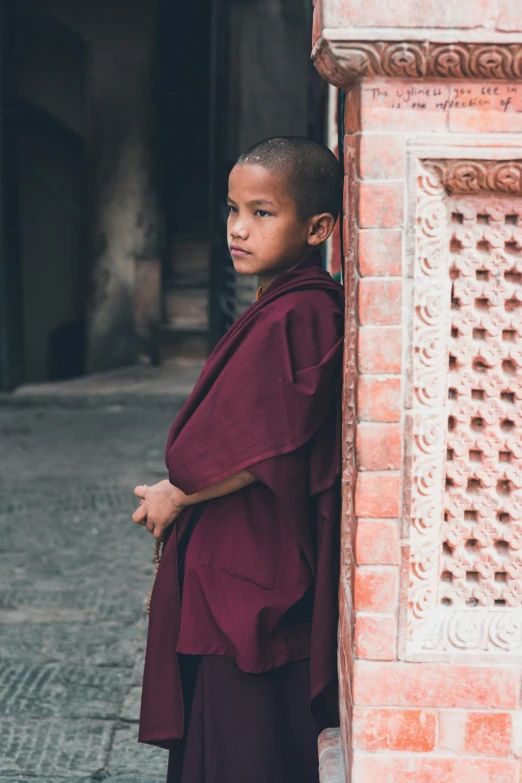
xmin=0 ymin=402 xmax=187 ymax=782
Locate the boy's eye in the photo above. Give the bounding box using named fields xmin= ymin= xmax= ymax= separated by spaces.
xmin=228 ymin=204 xmax=237 ymax=214
xmin=256 ymin=210 xmax=271 ymax=217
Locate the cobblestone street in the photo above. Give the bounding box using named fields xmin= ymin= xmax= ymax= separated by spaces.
xmin=0 ymin=403 xmax=185 ymax=783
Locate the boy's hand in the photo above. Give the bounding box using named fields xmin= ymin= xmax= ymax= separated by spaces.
xmin=133 ymin=480 xmax=187 ymax=541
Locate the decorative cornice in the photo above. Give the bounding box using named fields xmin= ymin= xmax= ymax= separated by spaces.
xmin=312 ymin=39 xmax=522 ymax=87
xmin=436 ymin=160 xmax=522 ymax=194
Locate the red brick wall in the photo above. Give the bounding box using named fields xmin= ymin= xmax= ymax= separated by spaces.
xmin=338 ymin=82 xmax=522 ymax=782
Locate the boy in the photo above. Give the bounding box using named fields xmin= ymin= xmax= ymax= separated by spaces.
xmin=133 ymin=137 xmax=344 ymax=783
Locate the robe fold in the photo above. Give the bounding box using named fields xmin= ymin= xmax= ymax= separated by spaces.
xmin=139 ymin=251 xmax=344 ymax=747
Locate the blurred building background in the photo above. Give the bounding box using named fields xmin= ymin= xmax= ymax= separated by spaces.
xmin=0 ymin=0 xmax=328 ymax=391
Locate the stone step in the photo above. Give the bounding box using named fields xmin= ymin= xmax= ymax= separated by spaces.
xmin=163 ymin=286 xmax=208 ymax=332
xmin=154 ymin=327 xmax=208 ymax=362
xmin=168 ymin=239 xmax=210 ymax=286
xmin=0 ymin=359 xmax=204 ymax=409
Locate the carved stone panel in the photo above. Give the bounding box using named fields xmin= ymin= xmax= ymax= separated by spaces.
xmin=443 ymin=195 xmax=522 ymax=615
xmin=405 ymin=160 xmax=522 ymax=660
xmin=313 ymin=40 xmax=522 ymax=88
xmin=442 ymin=161 xmax=522 ymax=195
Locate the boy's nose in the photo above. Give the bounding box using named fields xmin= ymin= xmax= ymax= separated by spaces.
xmin=231 ymin=221 xmax=249 ymax=239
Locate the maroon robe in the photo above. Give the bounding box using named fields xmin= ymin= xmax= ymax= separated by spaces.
xmin=139 ymin=251 xmax=344 ymax=747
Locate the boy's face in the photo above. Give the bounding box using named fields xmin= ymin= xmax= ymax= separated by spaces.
xmin=227 ymin=164 xmax=312 ymax=278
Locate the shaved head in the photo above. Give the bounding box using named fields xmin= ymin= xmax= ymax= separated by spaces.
xmin=237 ymin=136 xmax=342 ymax=220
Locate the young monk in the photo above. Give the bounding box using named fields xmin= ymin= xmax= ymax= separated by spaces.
xmin=133 ymin=137 xmax=344 ymax=783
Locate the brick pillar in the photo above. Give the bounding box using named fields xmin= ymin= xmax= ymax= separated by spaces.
xmin=313 ymin=1 xmax=522 ymax=781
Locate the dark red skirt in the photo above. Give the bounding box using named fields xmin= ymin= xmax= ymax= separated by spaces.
xmin=166 ymin=655 xmax=321 ymax=783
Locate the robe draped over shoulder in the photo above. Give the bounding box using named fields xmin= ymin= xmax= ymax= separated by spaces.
xmin=139 ymin=251 xmax=344 ymax=747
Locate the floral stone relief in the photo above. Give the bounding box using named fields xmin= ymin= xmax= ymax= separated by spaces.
xmin=406 ymin=160 xmax=522 ymax=658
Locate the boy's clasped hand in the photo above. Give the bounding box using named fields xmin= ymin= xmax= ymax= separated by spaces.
xmin=133 ymin=480 xmax=187 ymax=541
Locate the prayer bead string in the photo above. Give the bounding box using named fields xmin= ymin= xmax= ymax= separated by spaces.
xmin=147 ymin=539 xmax=162 ymax=615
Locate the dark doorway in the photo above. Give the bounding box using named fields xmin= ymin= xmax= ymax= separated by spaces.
xmin=15 ymin=6 xmax=88 ymax=384
xmin=158 ymin=1 xmax=212 ymax=239
xmin=0 ymin=0 xmax=24 ymax=392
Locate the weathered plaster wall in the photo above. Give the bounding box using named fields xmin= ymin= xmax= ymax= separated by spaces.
xmin=314 ymin=2 xmax=522 ymax=781
xmin=86 ymin=15 xmax=159 ymax=371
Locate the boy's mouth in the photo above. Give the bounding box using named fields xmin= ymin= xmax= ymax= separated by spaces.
xmin=230 ymin=244 xmax=251 ymax=258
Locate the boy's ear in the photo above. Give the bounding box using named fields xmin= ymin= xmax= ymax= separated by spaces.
xmin=307 ymin=213 xmax=336 ymax=246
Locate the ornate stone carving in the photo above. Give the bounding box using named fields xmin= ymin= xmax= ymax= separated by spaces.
xmin=406 ymin=160 xmax=522 ymax=659
xmin=312 ymin=39 xmax=522 ymax=88
xmin=442 ymin=194 xmax=522 ymax=612
xmin=314 ymin=41 xmax=428 ymax=83
xmin=429 ymin=44 xmax=522 ymax=80
xmin=440 ymin=161 xmax=522 ymax=196
xmin=408 ymin=162 xmax=451 ymax=648
xmin=339 ymin=138 xmax=357 ymax=775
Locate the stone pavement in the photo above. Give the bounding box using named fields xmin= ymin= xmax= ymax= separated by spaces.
xmin=0 ymin=402 xmax=187 ymax=783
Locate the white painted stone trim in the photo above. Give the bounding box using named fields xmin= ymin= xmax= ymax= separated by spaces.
xmin=319 ymin=728 xmax=346 ymax=783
